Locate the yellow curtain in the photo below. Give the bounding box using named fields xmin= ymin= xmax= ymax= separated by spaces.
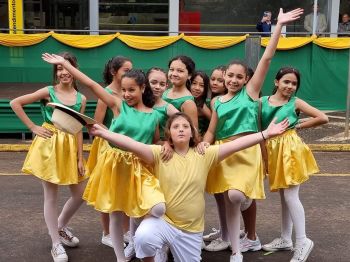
xmin=183 ymin=35 xmax=247 ymax=49
xmin=261 ymin=36 xmax=316 ymax=50
xmin=51 ymin=33 xmax=117 ymax=49
xmin=117 ymin=34 xmax=183 ymax=50
xmin=0 ymin=31 xmax=52 ymax=46
xmin=313 ymin=37 xmax=350 ymax=49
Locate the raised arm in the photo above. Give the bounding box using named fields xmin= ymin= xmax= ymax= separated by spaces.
xmin=42 ymin=53 xmax=121 ymax=112
xmin=89 ymin=124 xmax=155 ymax=164
xmin=247 ymin=8 xmax=304 ymax=100
xmin=218 ymin=119 xmax=288 ymax=162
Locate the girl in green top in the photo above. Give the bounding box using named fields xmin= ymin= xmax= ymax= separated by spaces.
xmin=86 ymin=56 xmax=133 ymax=249
xmin=42 ymin=53 xmax=166 ymax=262
xmin=200 ymin=8 xmax=304 ymax=261
xmin=11 ymin=52 xmax=87 ymax=262
xmin=163 ymin=55 xmax=198 ymax=129
xmin=261 ymin=67 xmax=328 ymax=262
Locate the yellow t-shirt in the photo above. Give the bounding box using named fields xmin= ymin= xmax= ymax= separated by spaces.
xmin=151 ymin=145 xmax=219 ymax=233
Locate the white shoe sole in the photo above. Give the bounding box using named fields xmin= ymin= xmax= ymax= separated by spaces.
xmin=241 ymin=244 xmax=262 ymax=252
xmin=292 ymin=240 xmax=314 ymax=262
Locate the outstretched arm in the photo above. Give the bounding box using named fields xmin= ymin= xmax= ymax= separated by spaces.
xmin=42 ymin=53 xmax=120 ymax=112
xmin=88 ymin=124 xmax=155 ymax=164
xmin=217 ymin=119 xmax=289 ymax=162
xmin=247 ymin=8 xmax=304 ymax=100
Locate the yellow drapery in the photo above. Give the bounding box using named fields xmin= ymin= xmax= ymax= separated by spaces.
xmin=117 ymin=33 xmax=183 ymax=50
xmin=313 ymin=37 xmax=350 ymax=49
xmin=260 ymin=36 xmax=316 ymax=50
xmin=0 ymin=31 xmax=52 ymax=46
xmin=182 ymin=34 xmax=247 ymax=49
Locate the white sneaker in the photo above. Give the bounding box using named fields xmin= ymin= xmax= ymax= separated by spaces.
xmin=204 ymin=238 xmax=230 ymax=252
xmin=239 ymin=234 xmax=262 ymax=252
xmin=203 ymin=228 xmax=221 ymax=241
xmin=58 ymin=227 xmax=79 ymax=247
xmin=101 ymin=232 xmax=113 ymax=248
xmin=262 ymin=237 xmax=293 ymax=252
xmin=239 ymin=230 xmax=246 ymax=239
xmin=230 ymin=253 xmax=243 ymax=262
xmin=155 ymin=245 xmax=169 ymax=262
xmin=290 ymin=238 xmax=314 ymax=262
xmin=51 ymin=243 xmax=68 ymax=262
xmin=124 ymin=230 xmax=131 ymax=243
xmin=124 ymin=242 xmax=136 ymax=262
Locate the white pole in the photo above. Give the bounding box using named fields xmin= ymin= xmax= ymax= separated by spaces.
xmin=169 ymin=0 xmax=179 ymax=36
xmin=89 ymin=0 xmax=99 ymax=35
xmin=312 ymin=0 xmax=318 ymax=35
xmin=345 ymin=48 xmax=350 ymax=137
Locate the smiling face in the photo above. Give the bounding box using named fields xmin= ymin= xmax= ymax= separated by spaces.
xmin=148 ymin=70 xmax=167 ymax=98
xmin=274 ymin=73 xmax=298 ymax=98
xmin=121 ymin=77 xmax=143 ymax=106
xmin=190 ymin=75 xmax=205 ymax=98
xmin=224 ymin=64 xmax=247 ymax=94
xmin=210 ymin=69 xmax=226 ymax=95
xmin=56 ymin=64 xmax=74 ymax=85
xmin=168 ymin=59 xmax=190 ymax=88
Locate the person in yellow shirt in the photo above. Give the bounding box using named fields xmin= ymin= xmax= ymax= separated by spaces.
xmin=88 ymin=112 xmax=288 ymax=262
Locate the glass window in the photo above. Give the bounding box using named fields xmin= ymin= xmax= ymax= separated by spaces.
xmin=99 ymin=0 xmax=169 ymax=35
xmin=0 ymin=1 xmax=9 ymax=32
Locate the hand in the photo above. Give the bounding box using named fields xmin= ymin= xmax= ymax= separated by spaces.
xmin=42 ymin=53 xmax=65 ymax=65
xmin=160 ymin=141 xmax=174 ymax=162
xmin=78 ymin=159 xmax=85 ymax=177
xmin=196 ymin=141 xmax=210 ymax=155
xmin=276 ymin=8 xmax=303 ymax=25
xmin=265 ymin=118 xmax=289 ymax=138
xmin=87 ymin=124 xmax=105 ymax=137
xmin=31 ymin=125 xmax=53 ymax=139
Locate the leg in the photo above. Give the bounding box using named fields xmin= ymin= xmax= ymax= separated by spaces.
xmin=42 ymin=181 xmax=60 ymax=245
xmin=225 ymin=189 xmax=246 ymax=255
xmin=214 ymin=193 xmax=229 ymax=241
xmin=241 ymin=199 xmax=256 ymax=240
xmin=171 ymin=231 xmax=202 ymax=262
xmin=58 ymin=181 xmax=86 ymax=229
xmin=110 ymin=211 xmax=126 ymax=261
xmin=280 ymin=189 xmax=293 ymax=242
xmin=101 ymin=212 xmax=110 ymax=235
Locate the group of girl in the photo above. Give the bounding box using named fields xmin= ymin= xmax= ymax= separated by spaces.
xmin=11 ymin=7 xmax=329 ymax=262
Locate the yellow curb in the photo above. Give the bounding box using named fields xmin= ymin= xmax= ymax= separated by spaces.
xmin=310 ymin=173 xmax=350 ymax=177
xmin=0 ymin=144 xmax=349 ymax=152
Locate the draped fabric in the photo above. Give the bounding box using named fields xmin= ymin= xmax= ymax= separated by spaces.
xmin=1 ymin=32 xmax=349 ymax=50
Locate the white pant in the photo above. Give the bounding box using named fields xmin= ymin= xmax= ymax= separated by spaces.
xmin=134 ymin=217 xmax=202 ymax=262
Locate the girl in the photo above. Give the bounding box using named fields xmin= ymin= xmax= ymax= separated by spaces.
xmin=10 ymin=52 xmax=87 ymax=262
xmin=209 ymin=65 xmax=227 ymax=99
xmin=85 ymin=56 xmax=132 ymax=249
xmin=162 ymin=55 xmax=198 ymax=129
xmin=200 ymin=8 xmax=304 ymax=261
xmin=42 ymin=53 xmax=166 ymax=262
xmin=88 ymin=112 xmax=288 ymax=262
xmin=261 ymin=67 xmax=328 ymax=262
xmin=190 ymin=71 xmax=211 ymax=136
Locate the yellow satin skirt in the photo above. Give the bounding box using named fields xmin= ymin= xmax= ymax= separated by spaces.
xmin=83 ymin=147 xmax=165 ymax=217
xmin=206 ymin=139 xmax=265 ymax=199
xmin=85 ymin=136 xmax=110 ymax=176
xmin=266 ymin=129 xmax=319 ymax=192
xmin=22 ymin=123 xmax=88 ymax=185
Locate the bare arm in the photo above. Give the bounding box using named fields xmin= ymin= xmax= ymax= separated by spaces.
xmin=201 ymin=103 xmax=212 ymax=120
xmin=42 ymin=53 xmax=120 ymax=113
xmin=202 ymin=109 xmax=218 ymax=144
xmin=218 ymin=119 xmax=288 ymax=162
xmin=166 ymin=103 xmax=179 ymax=117
xmin=247 ymin=8 xmax=304 ymax=100
xmin=295 ymin=98 xmax=328 ymax=129
xmin=77 ymin=96 xmax=87 ymax=174
xmin=89 ymin=124 xmax=154 ymax=164
xmin=181 ymin=100 xmax=198 ymax=129
xmin=94 ymin=99 xmax=108 ymax=123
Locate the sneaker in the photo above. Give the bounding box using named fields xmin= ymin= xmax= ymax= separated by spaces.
xmin=239 ymin=234 xmax=262 ymax=252
xmin=124 ymin=230 xmax=131 ymax=244
xmin=230 ymin=253 xmax=243 ymax=262
xmin=239 ymin=230 xmax=246 ymax=239
xmin=155 ymin=245 xmax=169 ymax=262
xmin=58 ymin=227 xmax=79 ymax=247
xmin=201 ymin=240 xmax=206 ymax=250
xmin=262 ymin=237 xmax=293 ymax=252
xmin=51 ymin=243 xmax=68 ymax=262
xmin=101 ymin=232 xmax=113 ymax=248
xmin=204 ymin=238 xmax=230 ymax=252
xmin=290 ymin=238 xmax=314 ymax=262
xmin=124 ymin=242 xmax=136 ymax=262
xmin=203 ymin=228 xmax=221 ymax=241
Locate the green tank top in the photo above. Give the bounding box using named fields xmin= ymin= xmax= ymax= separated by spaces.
xmin=261 ymin=96 xmax=299 ymax=130
xmin=109 ymin=100 xmax=158 ymax=145
xmin=162 ymin=88 xmax=194 ymax=111
xmin=153 ymin=103 xmax=169 ymax=140
xmin=102 ymin=87 xmax=114 ymax=128
xmin=40 ymin=86 xmax=82 ymax=124
xmin=214 ymin=87 xmax=258 ymax=140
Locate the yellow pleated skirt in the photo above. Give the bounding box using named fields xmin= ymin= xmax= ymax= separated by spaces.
xmin=83 ymin=147 xmax=165 ymax=217
xmin=266 ymin=129 xmax=319 ymax=192
xmin=85 ymin=136 xmax=110 ymax=176
xmin=22 ymin=123 xmax=88 ymax=185
xmin=206 ymin=138 xmax=265 ymax=199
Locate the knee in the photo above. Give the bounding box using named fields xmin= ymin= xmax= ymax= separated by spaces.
xmin=227 ymin=190 xmax=245 ymax=206
xmin=134 ymin=223 xmax=157 ymax=256
xmin=150 ymin=202 xmax=166 ymax=218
